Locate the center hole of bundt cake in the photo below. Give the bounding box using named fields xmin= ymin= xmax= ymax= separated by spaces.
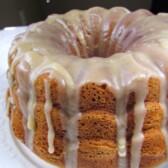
xmin=67 ymin=31 xmax=125 ymax=58
xmin=69 ymin=35 xmax=124 ymax=58
xmin=60 ymin=17 xmax=132 ymax=58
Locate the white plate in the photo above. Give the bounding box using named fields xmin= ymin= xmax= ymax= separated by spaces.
xmin=0 ymin=27 xmax=168 ymax=168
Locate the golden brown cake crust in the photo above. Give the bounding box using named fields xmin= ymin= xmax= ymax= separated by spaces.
xmin=7 ymin=74 xmax=167 ymax=167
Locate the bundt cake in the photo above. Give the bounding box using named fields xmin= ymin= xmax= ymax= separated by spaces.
xmin=6 ymin=6 xmax=168 ymax=168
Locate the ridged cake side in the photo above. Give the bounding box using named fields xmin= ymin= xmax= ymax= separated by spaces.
xmin=6 ymin=74 xmax=167 ymax=167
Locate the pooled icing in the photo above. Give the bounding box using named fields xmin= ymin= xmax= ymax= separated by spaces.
xmin=7 ymin=7 xmax=168 ymax=168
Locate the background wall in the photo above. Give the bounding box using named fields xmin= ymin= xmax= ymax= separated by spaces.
xmin=0 ymin=0 xmax=43 ymax=28
xmin=39 ymin=0 xmax=152 ymax=16
xmin=0 ymin=0 xmax=168 ymax=29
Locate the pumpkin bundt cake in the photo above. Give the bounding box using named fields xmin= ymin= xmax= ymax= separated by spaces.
xmin=6 ymin=7 xmax=168 ymax=168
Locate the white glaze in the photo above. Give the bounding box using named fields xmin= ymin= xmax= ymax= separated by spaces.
xmin=7 ymin=7 xmax=168 ymax=168
xmin=44 ymin=79 xmax=55 ymax=154
xmin=65 ymin=113 xmax=82 ymax=168
xmin=160 ymin=77 xmax=168 ymax=160
xmin=7 ymin=72 xmax=14 ymax=104
xmin=116 ymin=95 xmax=128 ymax=168
xmin=130 ymin=79 xmax=148 ymax=168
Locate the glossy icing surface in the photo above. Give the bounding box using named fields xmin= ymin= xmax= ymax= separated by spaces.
xmin=7 ymin=7 xmax=168 ymax=168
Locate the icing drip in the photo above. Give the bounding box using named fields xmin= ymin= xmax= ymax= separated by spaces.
xmin=116 ymin=95 xmax=128 ymax=168
xmin=160 ymin=77 xmax=168 ymax=159
xmin=26 ymin=78 xmax=36 ymax=149
xmin=65 ymin=113 xmax=81 ymax=168
xmin=44 ymin=79 xmax=55 ymax=154
xmin=27 ymin=85 xmax=36 ymax=130
xmin=7 ymin=72 xmax=14 ymax=104
xmin=16 ymin=88 xmax=29 ymax=145
xmin=130 ymin=79 xmax=148 ymax=168
xmin=64 ymin=80 xmax=81 ymax=168
xmin=50 ymin=67 xmax=80 ymax=168
xmin=8 ymin=54 xmax=23 ymax=105
xmin=25 ymin=52 xmax=45 ymax=149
